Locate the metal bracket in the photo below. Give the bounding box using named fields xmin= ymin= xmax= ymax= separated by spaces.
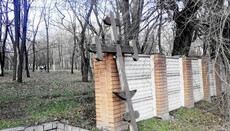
xmin=112 ymin=90 xmax=137 ymax=100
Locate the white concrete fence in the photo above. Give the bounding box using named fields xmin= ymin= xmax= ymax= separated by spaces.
xmin=94 ymin=54 xmax=228 ymax=130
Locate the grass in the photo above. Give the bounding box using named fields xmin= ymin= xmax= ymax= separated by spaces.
xmin=0 ymin=71 xmax=95 ymax=130
xmin=138 ymin=99 xmax=228 ymax=131
xmin=0 ymin=71 xmax=228 ymax=130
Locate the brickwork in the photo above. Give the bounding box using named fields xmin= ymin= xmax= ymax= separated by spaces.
xmin=153 ymin=54 xmax=169 ymax=118
xmin=201 ymin=58 xmax=211 ymax=101
xmin=183 ymin=57 xmax=194 ymax=108
xmin=94 ymin=53 xmax=128 ymax=131
xmin=214 ymin=63 xmax=221 ymax=96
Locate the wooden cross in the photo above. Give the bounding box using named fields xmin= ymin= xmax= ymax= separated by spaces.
xmin=108 ymin=11 xmax=139 ymax=131
xmin=90 ymin=11 xmax=139 ymax=131
xmin=91 ymin=12 xmax=139 ymax=131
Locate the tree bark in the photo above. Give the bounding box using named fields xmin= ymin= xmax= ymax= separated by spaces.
xmin=71 ymin=30 xmax=77 ymax=74
xmin=120 ymin=0 xmax=131 ymax=46
xmin=131 ymin=0 xmax=144 ymax=50
xmin=0 ymin=1 xmax=2 ymax=76
xmin=0 ymin=21 xmax=8 ymax=76
xmin=32 ymin=39 xmax=36 ymax=72
xmin=25 ymin=46 xmax=30 ymax=77
xmin=45 ymin=26 xmax=49 ymax=73
xmin=8 ymin=26 xmax=17 ymax=80
xmin=13 ymin=0 xmax=21 ymax=82
xmin=79 ymin=0 xmax=94 ymax=82
xmin=157 ymin=7 xmax=163 ymax=54
xmin=44 ymin=10 xmax=50 ymax=73
xmin=0 ymin=0 xmax=8 ymax=76
xmin=172 ymin=1 xmax=201 ymax=56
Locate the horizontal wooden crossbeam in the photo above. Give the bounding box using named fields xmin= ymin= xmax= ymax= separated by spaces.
xmin=88 ymin=44 xmax=140 ymax=54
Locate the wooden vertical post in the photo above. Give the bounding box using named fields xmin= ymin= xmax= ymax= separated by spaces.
xmin=109 ymin=11 xmax=138 ymax=131
xmin=198 ymin=59 xmax=204 ymax=100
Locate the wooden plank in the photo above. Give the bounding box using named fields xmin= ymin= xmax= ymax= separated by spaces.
xmin=109 ymin=11 xmax=138 ymax=131
xmin=92 ymin=36 xmax=103 ymax=61
xmin=104 ymin=16 xmax=120 ymax=26
xmin=88 ymin=44 xmax=138 ymax=54
xmin=129 ymin=40 xmax=139 ymax=61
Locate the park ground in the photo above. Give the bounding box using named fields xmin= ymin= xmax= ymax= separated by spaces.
xmin=0 ymin=71 xmax=229 ymax=130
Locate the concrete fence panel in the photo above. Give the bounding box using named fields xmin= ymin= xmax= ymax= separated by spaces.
xmin=166 ymin=57 xmax=183 ymax=111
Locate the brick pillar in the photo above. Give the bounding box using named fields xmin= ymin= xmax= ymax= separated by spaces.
xmin=153 ymin=54 xmax=169 ymax=120
xmin=94 ymin=53 xmax=128 ymax=131
xmin=214 ymin=63 xmax=221 ymax=96
xmin=201 ymin=58 xmax=211 ymax=101
xmin=182 ymin=57 xmax=194 ymax=108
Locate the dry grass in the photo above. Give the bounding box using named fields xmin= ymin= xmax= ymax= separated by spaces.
xmin=0 ymin=71 xmax=95 ymax=130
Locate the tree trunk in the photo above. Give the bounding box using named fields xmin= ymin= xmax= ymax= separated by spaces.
xmin=8 ymin=27 xmax=17 ymax=80
xmin=157 ymin=7 xmax=163 ymax=54
xmin=131 ymin=0 xmax=144 ymax=50
xmin=32 ymin=40 xmax=36 ymax=72
xmin=81 ymin=53 xmax=89 ymax=82
xmin=46 ymin=26 xmax=49 ymax=73
xmin=78 ymin=0 xmax=94 ymax=82
xmin=71 ymin=26 xmax=77 ymax=74
xmin=0 ymin=1 xmax=2 ymax=76
xmin=13 ymin=46 xmax=17 ymax=80
xmin=172 ymin=1 xmax=201 ymax=56
xmin=0 ymin=21 xmax=8 ymax=76
xmin=13 ymin=0 xmax=21 ymax=82
xmin=25 ymin=47 xmax=30 ymax=77
xmin=120 ymin=0 xmax=131 ymax=46
xmin=0 ymin=0 xmax=8 ymax=76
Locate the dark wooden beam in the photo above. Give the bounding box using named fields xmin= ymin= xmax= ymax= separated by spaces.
xmin=88 ymin=44 xmax=141 ymax=54
xmin=103 ymin=16 xmax=120 ymax=26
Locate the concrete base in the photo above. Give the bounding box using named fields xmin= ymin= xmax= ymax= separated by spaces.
xmin=157 ymin=113 xmax=170 ymax=120
xmin=0 ymin=121 xmax=88 ymax=131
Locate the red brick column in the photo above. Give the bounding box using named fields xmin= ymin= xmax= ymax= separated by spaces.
xmin=214 ymin=63 xmax=221 ymax=96
xmin=153 ymin=54 xmax=169 ymax=119
xmin=201 ymin=58 xmax=211 ymax=101
xmin=94 ymin=53 xmax=128 ymax=131
xmin=183 ymin=57 xmax=194 ymax=108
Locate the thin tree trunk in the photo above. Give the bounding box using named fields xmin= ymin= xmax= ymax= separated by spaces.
xmin=0 ymin=21 xmax=8 ymax=76
xmin=0 ymin=1 xmax=2 ymax=76
xmin=8 ymin=26 xmax=17 ymax=80
xmin=45 ymin=26 xmax=49 ymax=73
xmin=13 ymin=46 xmax=17 ymax=80
xmin=32 ymin=40 xmax=36 ymax=72
xmin=120 ymin=0 xmax=131 ymax=46
xmin=25 ymin=47 xmax=30 ymax=77
xmin=71 ymin=24 xmax=77 ymax=74
xmin=157 ymin=8 xmax=163 ymax=54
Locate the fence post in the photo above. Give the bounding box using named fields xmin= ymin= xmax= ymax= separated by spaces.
xmin=201 ymin=58 xmax=211 ymax=101
xmin=214 ymin=63 xmax=221 ymax=96
xmin=179 ymin=58 xmax=185 ymax=106
xmin=153 ymin=54 xmax=169 ymax=120
xmin=198 ymin=59 xmax=204 ymax=100
xmin=94 ymin=53 xmax=128 ymax=131
xmin=182 ymin=57 xmax=194 ymax=108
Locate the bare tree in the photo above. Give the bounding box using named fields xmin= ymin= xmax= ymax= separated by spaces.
xmin=23 ymin=0 xmax=32 ymax=78
xmin=43 ymin=1 xmax=51 ymax=73
xmin=31 ymin=4 xmax=45 ymax=72
xmin=68 ymin=0 xmax=94 ymax=82
xmin=0 ymin=0 xmax=10 ymax=76
xmin=13 ymin=0 xmax=21 ymax=82
xmin=54 ymin=1 xmax=79 ymax=74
